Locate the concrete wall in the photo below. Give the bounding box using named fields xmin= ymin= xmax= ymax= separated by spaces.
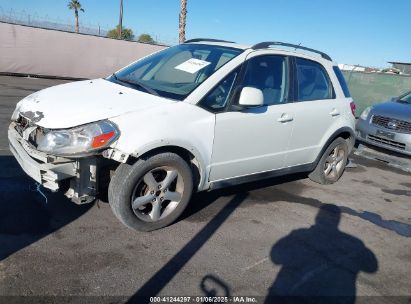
xmin=0 ymin=22 xmax=166 ymax=79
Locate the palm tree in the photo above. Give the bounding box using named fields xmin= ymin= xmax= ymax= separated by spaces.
xmin=179 ymin=0 xmax=187 ymax=43
xmin=118 ymin=0 xmax=123 ymax=38
xmin=67 ymin=0 xmax=85 ymax=33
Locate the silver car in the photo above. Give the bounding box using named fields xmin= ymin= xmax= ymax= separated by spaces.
xmin=356 ymin=90 xmax=411 ymax=156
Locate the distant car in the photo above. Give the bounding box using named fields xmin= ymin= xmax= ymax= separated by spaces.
xmin=356 ymin=91 xmax=411 ymax=156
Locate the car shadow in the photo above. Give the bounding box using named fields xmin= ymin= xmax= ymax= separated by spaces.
xmin=0 ymin=156 xmax=93 ymax=261
xmin=181 ymin=172 xmax=308 ymax=220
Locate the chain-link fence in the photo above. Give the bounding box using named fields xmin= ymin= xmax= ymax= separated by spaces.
xmin=343 ymin=71 xmax=411 ymax=115
xmin=0 ymin=6 xmax=111 ymax=36
xmin=0 ymin=6 xmax=177 ymax=45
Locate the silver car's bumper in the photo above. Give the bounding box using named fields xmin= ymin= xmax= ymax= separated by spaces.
xmin=356 ymin=118 xmax=411 ymax=156
xmin=8 ymin=123 xmax=98 ymax=203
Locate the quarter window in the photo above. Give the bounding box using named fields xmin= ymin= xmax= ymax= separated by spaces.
xmin=333 ymin=66 xmax=351 ymax=97
xmin=296 ymin=58 xmax=333 ymax=101
xmin=200 ymin=69 xmax=239 ymax=112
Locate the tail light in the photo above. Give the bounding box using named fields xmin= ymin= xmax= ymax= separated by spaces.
xmin=350 ymin=101 xmax=356 ymax=117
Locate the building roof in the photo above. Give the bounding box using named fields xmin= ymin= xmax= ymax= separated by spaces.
xmin=388 ymin=62 xmax=411 ymax=66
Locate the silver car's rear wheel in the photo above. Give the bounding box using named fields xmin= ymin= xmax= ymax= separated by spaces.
xmin=131 ymin=167 xmax=184 ymax=222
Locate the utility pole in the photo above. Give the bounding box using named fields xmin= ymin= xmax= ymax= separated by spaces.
xmin=118 ymin=0 xmax=123 ymax=38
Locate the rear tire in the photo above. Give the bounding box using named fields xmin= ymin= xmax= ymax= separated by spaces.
xmin=108 ymin=152 xmax=193 ymax=231
xmin=309 ymin=137 xmax=348 ymax=185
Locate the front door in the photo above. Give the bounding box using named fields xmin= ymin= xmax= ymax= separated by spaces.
xmin=209 ymin=54 xmax=294 ymax=182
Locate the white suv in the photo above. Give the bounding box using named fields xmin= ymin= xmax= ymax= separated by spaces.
xmin=9 ymin=39 xmax=356 ymax=231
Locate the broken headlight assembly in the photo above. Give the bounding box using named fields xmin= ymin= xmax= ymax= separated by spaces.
xmin=36 ymin=120 xmax=119 ymax=157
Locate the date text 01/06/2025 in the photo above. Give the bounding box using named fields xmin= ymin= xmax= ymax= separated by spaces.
xmin=149 ymin=296 xmax=258 ymax=303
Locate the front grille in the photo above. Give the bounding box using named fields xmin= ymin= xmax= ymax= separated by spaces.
xmin=367 ymin=134 xmax=406 ymax=150
xmin=15 ymin=115 xmax=30 ymax=137
xmin=372 ymin=115 xmax=411 ymax=133
xmin=15 ymin=115 xmax=39 ymax=146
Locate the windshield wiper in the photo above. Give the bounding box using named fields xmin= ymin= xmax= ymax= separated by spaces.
xmin=113 ymin=74 xmax=160 ymax=96
xmin=112 ymin=72 xmax=119 ymax=80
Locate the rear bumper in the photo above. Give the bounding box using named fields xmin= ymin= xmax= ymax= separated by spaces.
xmin=8 ymin=123 xmax=98 ymax=203
xmin=356 ymin=118 xmax=411 ymax=156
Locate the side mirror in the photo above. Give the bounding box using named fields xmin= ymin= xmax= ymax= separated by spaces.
xmin=238 ymin=87 xmax=264 ymax=107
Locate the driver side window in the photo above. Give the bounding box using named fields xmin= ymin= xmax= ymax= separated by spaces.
xmin=199 ymin=69 xmax=239 ymax=112
xmin=240 ymin=55 xmax=288 ymax=106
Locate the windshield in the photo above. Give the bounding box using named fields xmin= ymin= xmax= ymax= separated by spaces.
xmin=109 ymin=44 xmax=243 ymax=100
xmin=398 ymin=91 xmax=411 ymax=104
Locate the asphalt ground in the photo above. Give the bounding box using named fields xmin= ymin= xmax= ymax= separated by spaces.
xmin=0 ymin=76 xmax=410 ymax=303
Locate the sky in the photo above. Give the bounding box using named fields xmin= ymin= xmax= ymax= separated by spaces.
xmin=0 ymin=0 xmax=410 ymax=68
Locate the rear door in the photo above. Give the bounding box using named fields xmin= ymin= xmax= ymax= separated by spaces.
xmin=285 ymin=57 xmax=343 ymax=167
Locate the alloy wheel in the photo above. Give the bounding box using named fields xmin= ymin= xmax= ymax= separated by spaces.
xmin=323 ymin=144 xmax=346 ymax=181
xmin=131 ymin=166 xmax=184 ymax=222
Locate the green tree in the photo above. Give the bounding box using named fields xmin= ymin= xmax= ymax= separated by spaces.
xmin=67 ymin=0 xmax=85 ymax=33
xmin=107 ymin=25 xmax=135 ymax=41
xmin=138 ymin=34 xmax=155 ymax=44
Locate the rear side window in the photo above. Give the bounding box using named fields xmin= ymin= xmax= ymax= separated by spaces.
xmin=296 ymin=58 xmax=333 ymax=101
xmin=333 ymin=66 xmax=351 ymax=97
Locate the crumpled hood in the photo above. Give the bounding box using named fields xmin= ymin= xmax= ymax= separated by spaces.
xmin=15 ymin=78 xmax=176 ymax=129
xmin=372 ymin=100 xmax=411 ymax=121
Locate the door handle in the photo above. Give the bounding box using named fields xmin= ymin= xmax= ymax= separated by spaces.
xmin=330 ymin=108 xmax=340 ymax=117
xmin=277 ymin=113 xmax=293 ymax=123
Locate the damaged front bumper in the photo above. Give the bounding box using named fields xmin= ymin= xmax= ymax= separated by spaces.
xmin=8 ymin=123 xmax=98 ymax=204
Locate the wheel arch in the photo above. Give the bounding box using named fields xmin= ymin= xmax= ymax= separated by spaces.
xmin=127 ymin=142 xmax=208 ymax=191
xmin=313 ymin=127 xmax=355 ymax=169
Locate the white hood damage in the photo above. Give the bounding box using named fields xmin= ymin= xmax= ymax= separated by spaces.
xmin=14 ymin=78 xmax=176 ymax=129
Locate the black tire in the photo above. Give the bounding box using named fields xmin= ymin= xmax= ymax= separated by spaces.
xmin=308 ymin=137 xmax=349 ymax=185
xmin=108 ymin=152 xmax=193 ymax=231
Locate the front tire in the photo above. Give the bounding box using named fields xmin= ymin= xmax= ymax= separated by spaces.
xmin=308 ymin=137 xmax=349 ymax=185
xmin=108 ymin=152 xmax=193 ymax=231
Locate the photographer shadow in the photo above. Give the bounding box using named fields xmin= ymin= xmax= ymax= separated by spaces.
xmin=266 ymin=204 xmax=378 ymax=304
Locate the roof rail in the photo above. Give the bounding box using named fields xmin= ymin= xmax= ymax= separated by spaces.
xmin=251 ymin=41 xmax=332 ymax=61
xmin=184 ymin=38 xmax=235 ymax=44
